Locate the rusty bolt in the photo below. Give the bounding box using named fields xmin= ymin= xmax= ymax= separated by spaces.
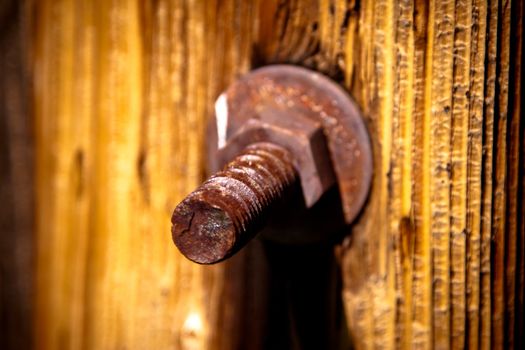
xmin=217 ymin=109 xmax=335 ymax=207
xmin=172 ymin=142 xmax=297 ymax=264
xmin=171 ymin=65 xmax=373 ymax=264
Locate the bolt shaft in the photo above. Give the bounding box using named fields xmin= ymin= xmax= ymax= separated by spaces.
xmin=171 ymin=142 xmax=297 ymax=264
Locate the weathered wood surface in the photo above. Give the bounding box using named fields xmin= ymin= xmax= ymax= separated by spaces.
xmin=28 ymin=0 xmax=524 ymax=349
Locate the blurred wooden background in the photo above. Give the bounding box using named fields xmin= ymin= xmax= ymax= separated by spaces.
xmin=1 ymin=1 xmax=33 ymax=349
xmin=0 ymin=0 xmax=523 ymax=349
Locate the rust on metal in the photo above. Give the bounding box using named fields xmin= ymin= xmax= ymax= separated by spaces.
xmin=217 ymin=109 xmax=336 ymax=207
xmin=172 ymin=65 xmax=372 ymax=264
xmin=213 ymin=65 xmax=372 ymax=223
xmin=172 ymin=142 xmax=296 ymax=264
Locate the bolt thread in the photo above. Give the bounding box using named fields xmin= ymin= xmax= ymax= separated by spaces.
xmin=171 ymin=142 xmax=297 ymax=264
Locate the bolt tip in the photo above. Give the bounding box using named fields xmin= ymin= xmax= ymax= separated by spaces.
xmin=171 ymin=200 xmax=236 ymax=264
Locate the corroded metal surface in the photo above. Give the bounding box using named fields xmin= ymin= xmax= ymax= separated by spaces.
xmin=172 ymin=143 xmax=296 ymax=264
xmin=215 ymin=65 xmax=372 ymax=223
xmin=172 ymin=65 xmax=372 ymax=263
xmin=217 ymin=109 xmax=336 ymax=207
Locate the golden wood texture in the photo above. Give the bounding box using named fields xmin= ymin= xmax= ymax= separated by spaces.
xmin=31 ymin=0 xmax=523 ymax=349
xmin=480 ymin=1 xmax=499 ymax=348
xmin=465 ymin=1 xmax=487 ymax=349
xmin=491 ymin=0 xmax=512 ymax=347
xmin=33 ymin=0 xmax=258 ymax=349
xmin=450 ymin=1 xmax=471 ymax=348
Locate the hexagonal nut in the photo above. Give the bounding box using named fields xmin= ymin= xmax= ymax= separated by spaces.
xmin=216 ymin=108 xmax=336 ymax=207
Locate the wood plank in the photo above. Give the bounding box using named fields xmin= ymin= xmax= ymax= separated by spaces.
xmin=29 ymin=1 xmax=523 ymax=349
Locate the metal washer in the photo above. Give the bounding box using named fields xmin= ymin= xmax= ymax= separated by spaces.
xmin=215 ymin=65 xmax=373 ymax=224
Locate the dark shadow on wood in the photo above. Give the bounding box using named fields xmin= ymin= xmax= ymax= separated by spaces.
xmin=0 ymin=1 xmax=33 ymax=349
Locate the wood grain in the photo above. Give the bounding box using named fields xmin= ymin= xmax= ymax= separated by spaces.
xmin=491 ymin=0 xmax=512 ymax=348
xmin=428 ymin=1 xmax=455 ymax=347
xmin=505 ymin=0 xmax=522 ymax=347
xmin=450 ymin=0 xmax=472 ymax=348
xmin=410 ymin=1 xmax=432 ymax=348
xmin=28 ymin=0 xmax=523 ymax=349
xmin=32 ymin=0 xmax=261 ymax=348
xmin=465 ymin=1 xmax=487 ymax=349
xmin=479 ymin=1 xmax=499 ymax=349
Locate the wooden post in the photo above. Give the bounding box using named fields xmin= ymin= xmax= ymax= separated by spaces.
xmin=7 ymin=0 xmax=521 ymax=349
